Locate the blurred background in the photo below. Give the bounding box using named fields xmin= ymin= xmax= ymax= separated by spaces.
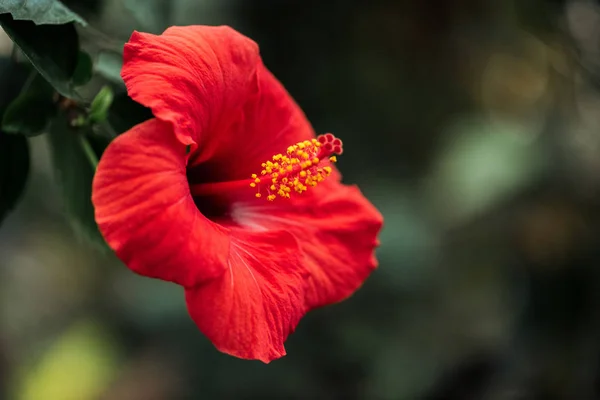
xmin=3 ymin=0 xmax=600 ymax=398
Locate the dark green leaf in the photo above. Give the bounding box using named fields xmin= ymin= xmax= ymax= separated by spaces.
xmin=89 ymin=86 xmax=113 ymax=123
xmin=0 ymin=57 xmax=29 ymax=109
xmin=0 ymin=130 xmax=29 ymax=225
xmin=71 ymin=51 xmax=93 ymax=86
xmin=2 ymin=73 xmax=56 ymax=136
xmin=0 ymin=14 xmax=80 ymax=97
xmin=47 ymin=114 xmax=108 ymax=249
xmin=0 ymin=0 xmax=86 ymax=25
xmin=107 ymin=92 xmax=153 ymax=134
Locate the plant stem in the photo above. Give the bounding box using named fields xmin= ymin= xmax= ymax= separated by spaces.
xmin=21 ymin=70 xmax=37 ymax=93
xmin=78 ymin=134 xmax=98 ymax=170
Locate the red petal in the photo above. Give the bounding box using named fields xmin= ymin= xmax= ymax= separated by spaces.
xmin=92 ymin=119 xmax=229 ymax=287
xmin=185 ymin=229 xmax=307 ymax=363
xmin=122 ymin=26 xmax=316 ymax=182
xmin=122 ymin=26 xmax=259 ymax=150
xmin=187 ymin=64 xmax=317 ymax=182
xmin=230 ymin=181 xmax=383 ymax=310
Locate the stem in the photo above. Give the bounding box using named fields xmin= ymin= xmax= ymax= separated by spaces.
xmin=20 ymin=70 xmax=37 ymax=93
xmin=10 ymin=43 xmax=19 ymax=62
xmin=79 ymin=134 xmax=99 ymax=170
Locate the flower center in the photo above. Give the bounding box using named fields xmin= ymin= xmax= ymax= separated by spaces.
xmin=250 ymin=134 xmax=343 ymax=201
xmin=188 ymin=134 xmax=343 ymax=203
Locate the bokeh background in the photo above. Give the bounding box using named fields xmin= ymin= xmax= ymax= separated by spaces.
xmin=3 ymin=0 xmax=600 ymax=398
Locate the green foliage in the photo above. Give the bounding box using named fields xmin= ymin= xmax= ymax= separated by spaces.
xmin=71 ymin=51 xmax=93 ymax=87
xmin=47 ymin=114 xmax=107 ymax=249
xmin=0 ymin=15 xmax=81 ymax=97
xmin=426 ymin=118 xmax=547 ymax=226
xmin=2 ymin=73 xmax=57 ymax=136
xmin=0 ymin=0 xmax=153 ymax=239
xmin=88 ymin=86 xmax=113 ymax=123
xmin=0 ymin=0 xmax=86 ymax=25
xmin=94 ymin=51 xmax=123 ymax=84
xmin=0 ymin=130 xmax=29 ymax=224
xmin=124 ymin=0 xmax=171 ymax=32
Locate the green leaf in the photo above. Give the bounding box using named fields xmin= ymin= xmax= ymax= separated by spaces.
xmin=0 ymin=0 xmax=86 ymax=25
xmin=71 ymin=51 xmax=93 ymax=87
xmin=425 ymin=117 xmax=546 ymax=226
xmin=94 ymin=51 xmax=123 ymax=84
xmin=2 ymin=73 xmax=56 ymax=136
xmin=124 ymin=0 xmax=171 ymax=33
xmin=107 ymin=92 xmax=153 ymax=134
xmin=0 ymin=14 xmax=80 ymax=97
xmin=0 ymin=58 xmax=30 ymax=109
xmin=0 ymin=130 xmax=29 ymax=225
xmin=47 ymin=114 xmax=108 ymax=249
xmin=89 ymin=86 xmax=113 ymax=123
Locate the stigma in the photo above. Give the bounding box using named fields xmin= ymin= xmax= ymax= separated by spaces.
xmin=250 ymin=133 xmax=343 ymax=201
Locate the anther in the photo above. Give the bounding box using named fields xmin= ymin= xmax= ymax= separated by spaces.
xmin=250 ymin=133 xmax=343 ymax=200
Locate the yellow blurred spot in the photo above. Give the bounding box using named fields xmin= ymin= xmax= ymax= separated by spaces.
xmin=15 ymin=320 xmax=120 ymax=400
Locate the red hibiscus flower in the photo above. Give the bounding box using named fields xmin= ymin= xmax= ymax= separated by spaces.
xmin=91 ymin=25 xmax=383 ymax=363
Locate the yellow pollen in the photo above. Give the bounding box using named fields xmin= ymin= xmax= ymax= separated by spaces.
xmin=250 ymin=134 xmax=343 ymax=201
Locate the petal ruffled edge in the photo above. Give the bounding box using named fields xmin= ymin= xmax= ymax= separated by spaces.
xmin=122 ymin=25 xmax=260 ymax=153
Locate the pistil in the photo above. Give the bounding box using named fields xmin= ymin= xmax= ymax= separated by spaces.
xmin=250 ymin=133 xmax=343 ymax=201
xmin=189 ymin=134 xmax=343 ymax=200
